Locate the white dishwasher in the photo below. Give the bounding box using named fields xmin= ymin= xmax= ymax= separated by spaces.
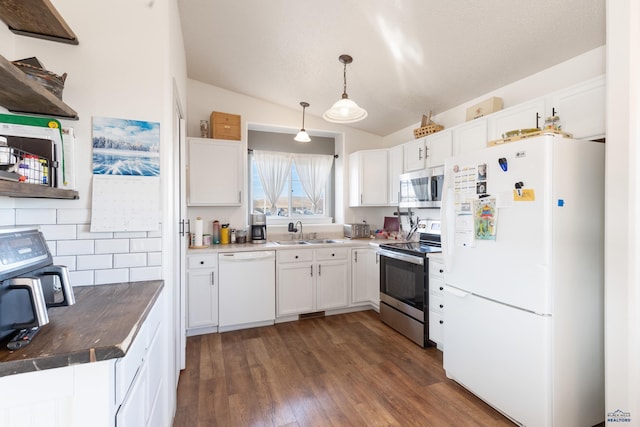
xmin=218 ymin=251 xmax=276 ymax=331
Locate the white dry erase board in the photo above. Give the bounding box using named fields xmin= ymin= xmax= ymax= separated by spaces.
xmin=91 ymin=175 xmax=160 ymax=232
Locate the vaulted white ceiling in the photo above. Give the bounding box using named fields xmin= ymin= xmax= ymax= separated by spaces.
xmin=178 ymin=0 xmax=605 ymax=137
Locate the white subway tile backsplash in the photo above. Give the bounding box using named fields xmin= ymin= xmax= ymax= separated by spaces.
xmin=0 ymin=209 xmax=15 ymax=226
xmin=77 ymin=254 xmax=112 ymax=270
xmin=114 ymin=252 xmax=147 ymax=268
xmin=147 ymin=252 xmax=162 ymax=266
xmin=95 ymin=268 xmax=129 ymax=285
xmin=52 ymin=256 xmax=77 ymax=270
xmin=130 ymin=266 xmax=162 ymax=281
xmin=76 ymin=224 xmax=113 ymax=240
xmin=15 ymin=208 xmax=57 ymax=225
xmin=95 ymin=239 xmax=130 ymax=254
xmin=57 ymin=239 xmax=94 ymax=256
xmin=130 ymin=238 xmax=162 ymax=253
xmin=39 ymin=224 xmax=77 ymax=241
xmin=69 ymin=270 xmax=94 ymax=286
xmin=147 ymin=227 xmax=162 ymax=238
xmin=114 ymin=231 xmax=147 ymax=238
xmin=57 ymin=208 xmax=91 ymax=225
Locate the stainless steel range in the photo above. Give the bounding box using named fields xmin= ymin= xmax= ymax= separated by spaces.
xmin=378 ymin=219 xmax=441 ymax=347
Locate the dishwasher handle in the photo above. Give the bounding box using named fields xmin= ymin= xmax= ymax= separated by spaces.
xmin=219 ymin=251 xmax=274 ymax=262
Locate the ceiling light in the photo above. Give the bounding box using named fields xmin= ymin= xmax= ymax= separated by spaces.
xmin=294 ymin=101 xmax=311 ymax=142
xmin=323 ymin=54 xmax=368 ymax=124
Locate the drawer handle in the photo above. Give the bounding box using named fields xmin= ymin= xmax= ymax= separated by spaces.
xmin=439 ymin=269 xmax=444 ymax=273
xmin=331 ymin=253 xmax=335 ymax=257
xmin=295 ymin=255 xmax=299 ymax=259
xmin=439 ymin=320 xmax=444 ymax=324
xmin=439 ymin=287 xmax=444 ymax=291
xmin=200 ymin=261 xmax=204 ymax=265
xmin=439 ymin=304 xmax=444 ymax=309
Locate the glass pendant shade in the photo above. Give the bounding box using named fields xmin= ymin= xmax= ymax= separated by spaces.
xmin=294 ymin=101 xmax=311 ymax=142
xmin=294 ymin=129 xmax=311 ymax=142
xmin=323 ymin=54 xmax=367 ymax=124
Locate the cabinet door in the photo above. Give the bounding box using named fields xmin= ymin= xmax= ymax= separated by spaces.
xmin=277 ymin=263 xmax=314 ymax=316
xmin=388 ymin=145 xmax=403 ymax=205
xmin=425 ymin=130 xmax=452 ymax=167
xmin=547 ymin=76 xmax=605 ymax=140
xmin=349 ymin=150 xmax=388 ymax=206
xmin=316 ymin=261 xmax=349 ymax=310
xmin=351 ymin=248 xmax=380 ymax=306
xmin=187 ymin=138 xmax=243 ymax=206
xmin=186 ymin=268 xmax=217 ymax=329
xmin=116 ymin=362 xmax=147 ymax=427
xmin=453 ymin=119 xmax=488 ymax=155
xmin=403 ymin=138 xmax=426 ymax=172
xmin=487 ymin=99 xmax=546 ymax=141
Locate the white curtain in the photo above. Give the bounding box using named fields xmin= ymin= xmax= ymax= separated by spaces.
xmin=293 ymin=154 xmax=334 ymax=213
xmin=253 ymin=150 xmax=292 ymax=214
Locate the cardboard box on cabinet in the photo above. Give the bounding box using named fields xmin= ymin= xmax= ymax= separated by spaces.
xmin=466 ymin=97 xmax=503 ymax=121
xmin=210 ymin=111 xmax=241 ymax=140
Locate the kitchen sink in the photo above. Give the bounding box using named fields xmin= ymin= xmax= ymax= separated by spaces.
xmin=273 ymin=240 xmax=310 ymax=245
xmin=303 ymin=239 xmax=343 ymax=244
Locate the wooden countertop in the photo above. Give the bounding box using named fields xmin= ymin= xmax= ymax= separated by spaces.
xmin=0 ymin=280 xmax=163 ymax=377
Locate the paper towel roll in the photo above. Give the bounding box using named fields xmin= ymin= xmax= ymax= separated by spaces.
xmin=194 ymin=217 xmax=203 ymax=247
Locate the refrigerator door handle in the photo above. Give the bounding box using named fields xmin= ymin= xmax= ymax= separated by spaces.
xmin=441 ymin=174 xmax=455 ymax=272
xmin=443 ymin=285 xmax=468 ymax=298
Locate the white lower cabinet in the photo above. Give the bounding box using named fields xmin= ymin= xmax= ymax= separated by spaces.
xmin=351 ymin=247 xmax=380 ymax=309
xmin=277 ymin=247 xmax=349 ymax=317
xmin=0 ymin=293 xmax=166 ymax=427
xmin=428 ymin=257 xmax=445 ymax=349
xmin=186 ymin=254 xmax=218 ymax=336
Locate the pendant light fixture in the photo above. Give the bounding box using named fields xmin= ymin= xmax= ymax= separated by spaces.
xmin=323 ymin=54 xmax=368 ymax=123
xmin=294 ymin=101 xmax=311 ymax=142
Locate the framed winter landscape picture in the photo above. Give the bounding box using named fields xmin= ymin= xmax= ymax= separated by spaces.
xmin=92 ymin=117 xmax=160 ymax=176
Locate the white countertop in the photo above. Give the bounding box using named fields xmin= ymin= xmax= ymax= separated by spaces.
xmin=187 ymin=238 xmax=383 ymax=254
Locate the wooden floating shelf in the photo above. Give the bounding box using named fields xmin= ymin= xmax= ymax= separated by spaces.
xmin=0 ymin=54 xmax=78 ymax=119
xmin=0 ymin=180 xmax=79 ymax=199
xmin=0 ymin=0 xmax=78 ymax=44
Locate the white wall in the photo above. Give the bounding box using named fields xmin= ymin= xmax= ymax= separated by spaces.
xmin=605 ymin=0 xmax=639 ymax=423
xmin=383 ymin=46 xmax=606 ymax=147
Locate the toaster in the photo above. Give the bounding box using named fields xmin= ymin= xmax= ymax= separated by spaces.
xmin=343 ymin=223 xmax=371 ymax=239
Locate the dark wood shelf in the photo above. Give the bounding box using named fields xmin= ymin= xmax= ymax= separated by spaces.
xmin=0 ymin=0 xmax=78 ymax=44
xmin=0 ymin=54 xmax=78 ymax=119
xmin=0 ymin=180 xmax=78 ymax=199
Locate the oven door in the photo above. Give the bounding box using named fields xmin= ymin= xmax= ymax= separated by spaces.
xmin=378 ymin=249 xmax=426 ymax=318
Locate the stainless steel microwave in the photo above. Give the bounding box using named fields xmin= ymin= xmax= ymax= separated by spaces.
xmin=398 ymin=167 xmax=444 ymax=208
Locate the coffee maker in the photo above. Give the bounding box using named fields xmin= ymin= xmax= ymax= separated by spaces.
xmin=250 ymin=213 xmax=267 ymax=243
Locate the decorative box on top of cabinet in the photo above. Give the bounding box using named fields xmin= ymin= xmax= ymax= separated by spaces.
xmin=187 ymin=137 xmax=243 ymax=206
xmin=186 ymin=253 xmax=218 ymax=336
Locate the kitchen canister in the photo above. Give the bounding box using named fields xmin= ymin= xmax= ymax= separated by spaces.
xmin=212 ymin=220 xmax=220 ymax=244
xmin=220 ymin=224 xmax=230 ymax=244
xmin=236 ymin=229 xmax=247 ymax=244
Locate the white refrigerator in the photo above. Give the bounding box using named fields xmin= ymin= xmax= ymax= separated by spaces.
xmin=441 ymin=134 xmax=604 ymax=427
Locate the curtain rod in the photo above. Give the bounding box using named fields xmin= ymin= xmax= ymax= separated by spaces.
xmin=248 ymin=148 xmax=338 ymax=158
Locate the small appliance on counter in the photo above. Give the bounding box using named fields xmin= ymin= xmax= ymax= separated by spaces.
xmin=250 ymin=213 xmax=267 ymax=243
xmin=0 ymin=227 xmax=75 ymax=349
xmin=343 ymin=223 xmax=370 ymax=239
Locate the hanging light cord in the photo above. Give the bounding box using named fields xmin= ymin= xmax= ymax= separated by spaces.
xmin=301 ymin=104 xmax=306 ymax=130
xmin=342 ymin=62 xmax=349 ymax=99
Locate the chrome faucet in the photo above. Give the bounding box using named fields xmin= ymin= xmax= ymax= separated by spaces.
xmin=288 ymin=221 xmax=303 ymax=240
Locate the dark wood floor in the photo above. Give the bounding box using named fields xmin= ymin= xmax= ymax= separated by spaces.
xmin=173 ymin=310 xmax=515 ymax=427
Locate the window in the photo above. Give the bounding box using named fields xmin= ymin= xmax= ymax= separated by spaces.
xmin=250 ymin=153 xmax=333 ymax=224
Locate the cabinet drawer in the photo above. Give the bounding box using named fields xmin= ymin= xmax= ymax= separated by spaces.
xmin=429 ymin=260 xmax=444 ymax=278
xmin=315 ymin=247 xmax=349 ymax=261
xmin=429 ymin=310 xmax=444 ymax=345
xmin=188 ymin=254 xmax=218 ymax=269
xmin=278 ymin=249 xmax=313 ymax=263
xmin=429 ymin=293 xmax=444 ymax=313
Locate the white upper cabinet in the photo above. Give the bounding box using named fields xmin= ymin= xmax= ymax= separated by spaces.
xmin=487 ymin=98 xmax=546 ymax=142
xmin=545 ymin=76 xmax=605 ymax=140
xmin=388 ymin=145 xmax=403 ymax=205
xmin=425 ymin=130 xmax=452 ymax=168
xmin=187 ymin=138 xmax=243 ymax=206
xmin=349 ymin=149 xmax=389 ymax=206
xmin=403 ymin=138 xmax=427 ymax=172
xmin=452 ymin=119 xmax=488 ymax=156
xmin=404 ymin=132 xmax=452 ymax=172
